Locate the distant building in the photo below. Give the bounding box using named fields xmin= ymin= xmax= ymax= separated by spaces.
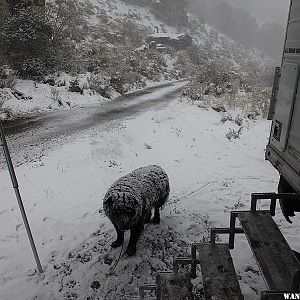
xmin=146 ymin=34 xmax=193 ymax=51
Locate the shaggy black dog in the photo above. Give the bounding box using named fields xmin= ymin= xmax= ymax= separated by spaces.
xmin=103 ymin=165 xmax=169 ymax=256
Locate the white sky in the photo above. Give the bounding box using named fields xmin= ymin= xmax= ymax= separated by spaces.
xmin=223 ymin=0 xmax=290 ymax=25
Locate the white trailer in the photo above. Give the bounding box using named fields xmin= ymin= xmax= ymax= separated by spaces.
xmin=266 ymin=0 xmax=300 ymax=223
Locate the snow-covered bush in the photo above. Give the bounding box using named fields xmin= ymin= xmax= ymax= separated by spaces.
xmin=182 ymin=65 xmax=237 ymax=103
xmin=0 ymin=0 xmax=90 ymax=78
xmin=183 ymin=61 xmax=272 ymax=118
xmin=1 ymin=8 xmax=53 ymax=78
xmin=240 ymin=63 xmax=274 ymax=88
xmin=220 ymin=113 xmax=233 ymax=123
xmin=219 ymin=87 xmax=271 ymax=118
xmin=87 ymin=74 xmax=113 ymax=98
xmin=186 ymin=65 xmax=240 ymax=97
xmin=174 ymin=50 xmax=197 ymax=78
xmin=119 ymin=21 xmax=149 ymax=47
xmin=185 ymin=45 xmax=210 ymax=67
xmin=69 ymin=79 xmax=84 ymax=95
xmin=109 ymin=73 xmax=126 ymax=94
xmin=46 ymin=0 xmax=92 ymax=44
xmin=51 ymin=88 xmax=63 ymax=106
xmin=0 ymin=65 xmax=16 ymax=88
xmin=0 ymin=107 xmax=13 ymax=121
xmin=0 ymin=89 xmax=14 ymax=120
xmin=225 ymin=127 xmax=243 ymax=140
xmin=81 ymin=42 xmax=168 ymax=94
xmin=234 ymin=114 xmax=244 ymax=126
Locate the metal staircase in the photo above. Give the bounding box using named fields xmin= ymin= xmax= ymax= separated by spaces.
xmin=136 ymin=193 xmax=300 ymax=299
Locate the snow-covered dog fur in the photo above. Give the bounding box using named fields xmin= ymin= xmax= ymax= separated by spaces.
xmin=103 ymin=165 xmax=169 ymax=256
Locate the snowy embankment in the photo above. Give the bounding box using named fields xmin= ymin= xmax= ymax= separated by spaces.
xmin=0 ymin=76 xmax=181 ymax=120
xmin=1 ymin=91 xmax=298 ymax=300
xmin=0 ymin=77 xmax=104 ymax=120
xmin=0 ymin=0 xmax=184 ymax=121
xmin=0 ymin=0 xmax=266 ymax=121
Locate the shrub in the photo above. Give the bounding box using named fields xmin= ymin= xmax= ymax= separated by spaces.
xmin=119 ymin=21 xmax=149 ymax=47
xmin=0 ymin=107 xmax=13 ymax=121
xmin=183 ymin=61 xmax=272 ymax=118
xmin=1 ymin=8 xmax=53 ymax=78
xmin=225 ymin=127 xmax=243 ymax=140
xmin=46 ymin=0 xmax=90 ymax=44
xmin=83 ymin=45 xmax=166 ymax=95
xmin=0 ymin=65 xmax=16 ymax=88
xmin=51 ymin=87 xmax=63 ymax=106
xmin=87 ymin=74 xmax=113 ymax=98
xmin=69 ymin=79 xmax=83 ymax=94
xmin=220 ymin=113 xmax=233 ymax=123
xmin=0 ymin=0 xmax=89 ymax=78
xmin=234 ymin=114 xmax=244 ymax=126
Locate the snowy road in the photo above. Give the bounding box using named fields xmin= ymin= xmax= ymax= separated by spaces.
xmin=1 ymin=80 xmax=187 ymax=168
xmin=1 ymin=84 xmax=299 ymax=300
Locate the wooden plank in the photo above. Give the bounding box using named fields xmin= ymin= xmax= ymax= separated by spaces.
xmin=156 ymin=272 xmax=193 ymax=300
xmin=238 ymin=211 xmax=300 ymax=291
xmin=197 ymin=243 xmax=244 ymax=300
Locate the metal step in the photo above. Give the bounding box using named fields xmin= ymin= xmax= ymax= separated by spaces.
xmin=238 ymin=211 xmax=300 ymax=291
xmin=196 ymin=243 xmax=244 ymax=300
xmin=156 ymin=271 xmax=193 ymax=300
xmin=139 ymin=284 xmax=156 ymax=299
xmin=173 ymin=256 xmax=199 ymax=276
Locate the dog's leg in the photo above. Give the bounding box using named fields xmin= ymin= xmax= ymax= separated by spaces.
xmin=152 ymin=206 xmax=160 ymax=224
xmin=111 ymin=222 xmax=124 ymax=248
xmin=126 ymin=220 xmax=144 ymax=256
xmin=144 ymin=209 xmax=152 ymax=224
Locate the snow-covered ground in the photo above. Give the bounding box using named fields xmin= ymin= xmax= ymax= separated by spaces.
xmin=1 ymin=90 xmax=298 ymax=299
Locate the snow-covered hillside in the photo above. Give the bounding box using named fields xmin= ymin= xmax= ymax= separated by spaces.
xmin=86 ymin=0 xmax=263 ymax=67
xmin=0 ymin=0 xmax=268 ymax=120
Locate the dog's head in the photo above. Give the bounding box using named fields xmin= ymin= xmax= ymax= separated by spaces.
xmin=103 ymin=193 xmax=142 ymax=231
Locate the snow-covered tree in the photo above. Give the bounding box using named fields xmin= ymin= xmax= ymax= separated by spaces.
xmin=1 ymin=7 xmax=53 ymax=77
xmin=0 ymin=0 xmax=91 ymax=77
xmin=46 ymin=0 xmax=91 ymax=45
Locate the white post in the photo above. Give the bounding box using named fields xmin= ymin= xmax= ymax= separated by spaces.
xmin=0 ymin=121 xmax=43 ymax=273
